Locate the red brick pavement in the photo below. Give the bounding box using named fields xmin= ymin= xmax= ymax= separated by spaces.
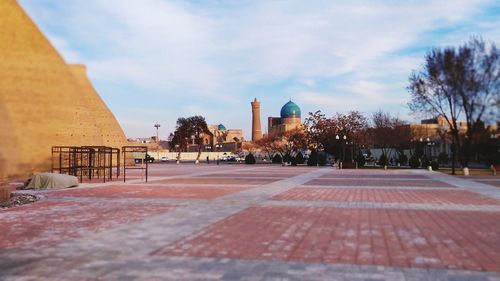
xmin=271 ymin=188 xmax=500 ymax=205
xmin=152 ymin=178 xmax=279 ymax=185
xmin=145 ymin=170 xmax=205 ymax=177
xmin=46 ymin=185 xmax=252 ymax=199
xmin=160 ymin=206 xmax=500 ymax=272
xmin=319 ymin=174 xmax=428 ymax=179
xmin=195 ymin=173 xmax=294 ymax=178
xmin=0 ymin=201 xmax=175 ymax=249
xmin=305 ymin=178 xmax=454 ymax=187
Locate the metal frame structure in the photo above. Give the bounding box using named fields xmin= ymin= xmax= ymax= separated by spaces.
xmin=51 ymin=146 xmax=120 ymax=183
xmin=81 ymin=146 xmax=120 ymax=182
xmin=122 ymin=146 xmax=148 ymax=182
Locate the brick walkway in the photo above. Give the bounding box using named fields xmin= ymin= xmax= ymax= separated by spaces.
xmin=1 ymin=164 xmax=499 ymax=280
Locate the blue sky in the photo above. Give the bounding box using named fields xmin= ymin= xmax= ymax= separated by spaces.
xmin=19 ymin=0 xmax=500 ymax=140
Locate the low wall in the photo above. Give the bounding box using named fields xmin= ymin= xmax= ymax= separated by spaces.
xmin=148 ymin=151 xmax=236 ymax=161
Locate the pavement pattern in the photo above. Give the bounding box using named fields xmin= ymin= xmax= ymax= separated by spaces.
xmin=1 ymin=164 xmax=500 ymax=281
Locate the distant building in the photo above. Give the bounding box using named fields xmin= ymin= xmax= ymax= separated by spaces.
xmin=207 ymin=124 xmax=243 ymax=144
xmin=251 ymin=98 xmax=263 ymax=141
xmin=129 ymin=137 xmax=156 ymax=144
xmin=191 ymin=124 xmax=243 ymax=152
xmin=408 ymin=116 xmax=497 ymax=157
xmin=268 ymin=100 xmax=303 ymax=137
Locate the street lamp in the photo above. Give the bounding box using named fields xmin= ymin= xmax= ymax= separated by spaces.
xmin=419 ymin=137 xmax=435 ymax=170
xmin=154 ymin=122 xmax=161 ymax=161
xmin=215 ymin=144 xmax=222 ymax=165
xmin=175 ymin=144 xmax=180 ymax=164
xmin=336 ymin=135 xmax=347 ymax=169
xmin=205 ymin=145 xmax=212 ymax=164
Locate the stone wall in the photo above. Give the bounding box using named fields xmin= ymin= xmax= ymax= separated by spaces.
xmin=69 ymin=65 xmax=129 ymax=149
xmin=0 ymin=0 xmax=128 ymax=178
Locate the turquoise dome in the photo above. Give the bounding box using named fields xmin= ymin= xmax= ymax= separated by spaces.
xmin=280 ymin=101 xmax=301 ymax=118
xmin=217 ymin=124 xmax=227 ymax=131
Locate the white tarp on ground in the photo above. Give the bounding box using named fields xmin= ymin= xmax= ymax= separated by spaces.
xmin=25 ymin=173 xmax=78 ymax=190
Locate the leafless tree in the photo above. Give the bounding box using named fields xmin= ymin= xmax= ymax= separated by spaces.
xmin=369 ymin=111 xmax=412 ymax=165
xmin=408 ymin=37 xmax=499 ymax=172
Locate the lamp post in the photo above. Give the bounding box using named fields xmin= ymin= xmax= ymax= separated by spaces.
xmin=420 ymin=137 xmax=435 ymax=170
xmin=154 ymin=122 xmax=161 ymax=161
xmin=336 ymin=135 xmax=347 ymax=169
xmin=216 ymin=144 xmax=222 ymax=165
xmin=175 ymin=144 xmax=180 ymax=164
xmin=343 ymin=135 xmax=347 ymax=165
xmin=335 ymin=135 xmax=340 ymax=168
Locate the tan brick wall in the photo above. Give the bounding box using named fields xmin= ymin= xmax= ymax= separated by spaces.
xmin=0 ymin=0 xmax=128 ymax=178
xmin=69 ymin=65 xmax=128 ymax=149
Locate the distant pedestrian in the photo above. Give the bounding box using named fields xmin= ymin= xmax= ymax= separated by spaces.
xmin=206 ymin=156 xmax=210 ymax=164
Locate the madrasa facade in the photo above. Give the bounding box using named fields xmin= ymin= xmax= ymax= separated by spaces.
xmin=251 ymin=98 xmax=303 ymax=141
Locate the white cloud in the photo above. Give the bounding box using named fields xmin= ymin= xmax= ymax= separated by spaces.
xmin=19 ymin=0 xmax=499 ymax=137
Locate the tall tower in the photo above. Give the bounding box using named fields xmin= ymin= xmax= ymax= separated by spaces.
xmin=251 ymin=98 xmax=263 ymax=141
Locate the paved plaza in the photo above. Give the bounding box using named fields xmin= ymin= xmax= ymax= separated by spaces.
xmin=1 ymin=165 xmax=500 ymax=280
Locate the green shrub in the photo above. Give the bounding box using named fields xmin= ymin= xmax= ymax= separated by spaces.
xmin=367 ymin=149 xmax=372 ymax=158
xmin=378 ymin=154 xmax=388 ymax=166
xmin=356 ymin=152 xmax=366 ymax=167
xmin=318 ymin=153 xmax=327 ymax=166
xmin=438 ymin=152 xmax=449 ymax=164
xmin=398 ymin=154 xmax=408 ymax=166
xmin=307 ymin=150 xmax=318 ymax=166
xmin=283 ymin=154 xmax=293 ymax=163
xmin=295 ymin=152 xmax=305 ymax=164
xmin=431 ymin=160 xmax=439 ymax=170
xmin=421 ymin=158 xmax=431 ymax=168
xmin=245 ymin=153 xmax=256 ymax=164
xmin=272 ymin=154 xmax=282 ymax=164
xmin=409 ymin=155 xmax=420 ymax=168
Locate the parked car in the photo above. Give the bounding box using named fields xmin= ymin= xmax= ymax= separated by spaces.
xmin=161 ymin=156 xmax=168 ymax=162
xmin=134 ymin=154 xmax=154 ymax=163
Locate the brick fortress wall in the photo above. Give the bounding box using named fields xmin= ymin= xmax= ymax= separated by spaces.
xmin=0 ymin=0 xmax=128 ymax=178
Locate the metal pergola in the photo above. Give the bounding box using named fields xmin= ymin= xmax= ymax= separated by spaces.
xmin=122 ymin=146 xmax=148 ymax=182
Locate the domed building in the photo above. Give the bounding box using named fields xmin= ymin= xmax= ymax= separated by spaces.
xmin=193 ymin=123 xmax=243 ymax=152
xmin=268 ymin=100 xmax=303 ymax=136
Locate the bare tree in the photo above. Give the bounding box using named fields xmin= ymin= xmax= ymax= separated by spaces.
xmin=370 ymin=111 xmax=395 ymax=162
xmin=369 ymin=111 xmax=412 ymax=166
xmin=408 ymin=37 xmax=499 ymax=174
xmin=456 ymin=39 xmax=499 ymax=166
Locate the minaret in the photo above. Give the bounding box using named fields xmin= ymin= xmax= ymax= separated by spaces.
xmin=251 ymin=98 xmax=262 ymax=141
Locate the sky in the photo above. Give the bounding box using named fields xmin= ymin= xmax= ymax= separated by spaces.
xmin=19 ymin=0 xmax=500 ymax=140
